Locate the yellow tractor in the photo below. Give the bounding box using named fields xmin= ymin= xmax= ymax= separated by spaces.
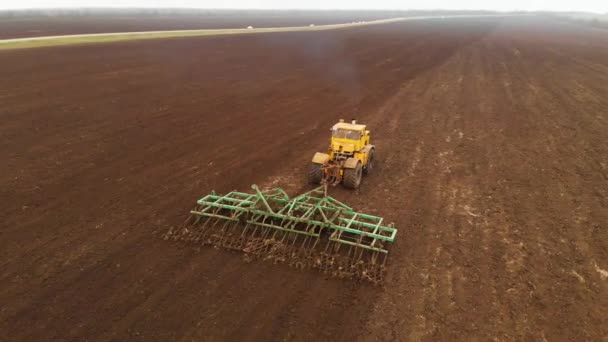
xmin=309 ymin=119 xmax=375 ymax=189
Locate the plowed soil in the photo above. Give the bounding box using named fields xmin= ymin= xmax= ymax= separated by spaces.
xmin=1 ymin=16 xmax=607 ymax=341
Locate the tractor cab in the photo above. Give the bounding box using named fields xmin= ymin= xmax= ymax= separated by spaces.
xmin=330 ymin=119 xmax=370 ymax=153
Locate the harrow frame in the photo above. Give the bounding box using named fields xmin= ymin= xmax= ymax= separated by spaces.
xmin=165 ymin=185 xmax=397 ymax=283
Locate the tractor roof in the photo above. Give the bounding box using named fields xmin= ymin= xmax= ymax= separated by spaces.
xmin=332 ymin=122 xmax=367 ymax=131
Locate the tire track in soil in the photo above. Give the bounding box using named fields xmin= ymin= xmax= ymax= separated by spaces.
xmin=359 ymin=41 xmax=486 ymax=341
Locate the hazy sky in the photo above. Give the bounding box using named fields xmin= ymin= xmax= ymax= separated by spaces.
xmin=2 ymin=0 xmax=607 ymax=13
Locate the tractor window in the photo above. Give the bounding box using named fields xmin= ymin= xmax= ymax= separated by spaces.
xmin=333 ymin=129 xmax=360 ymax=140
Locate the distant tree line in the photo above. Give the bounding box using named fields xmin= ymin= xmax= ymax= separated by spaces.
xmin=551 ymin=12 xmax=608 ymax=30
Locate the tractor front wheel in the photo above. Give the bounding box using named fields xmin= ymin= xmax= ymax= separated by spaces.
xmin=308 ymin=163 xmax=323 ymax=184
xmin=343 ymin=162 xmax=363 ymax=189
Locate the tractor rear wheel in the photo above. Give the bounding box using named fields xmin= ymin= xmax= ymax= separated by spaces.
xmin=308 ymin=163 xmax=323 ymax=184
xmin=343 ymin=162 xmax=363 ymax=189
xmin=364 ymin=149 xmax=375 ymax=175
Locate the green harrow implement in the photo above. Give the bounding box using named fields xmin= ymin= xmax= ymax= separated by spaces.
xmin=165 ymin=185 xmax=397 ymax=283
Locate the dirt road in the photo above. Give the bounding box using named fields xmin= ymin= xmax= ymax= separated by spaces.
xmin=1 ymin=16 xmax=607 ymax=340
xmin=0 ymin=11 xmax=402 ymax=39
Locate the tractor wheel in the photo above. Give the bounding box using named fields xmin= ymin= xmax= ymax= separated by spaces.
xmin=308 ymin=163 xmax=323 ymax=184
xmin=364 ymin=149 xmax=375 ymax=175
xmin=343 ymin=162 xmax=363 ymax=189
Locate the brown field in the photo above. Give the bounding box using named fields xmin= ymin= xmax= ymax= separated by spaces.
xmin=1 ymin=15 xmax=607 ymax=341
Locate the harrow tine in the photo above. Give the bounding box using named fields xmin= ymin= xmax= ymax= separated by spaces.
xmin=218 ymin=219 xmax=238 ymax=248
xmin=310 ymin=235 xmax=320 ymax=250
xmin=240 ymin=221 xmax=252 ymax=238
xmin=199 ymin=217 xmax=219 ymax=242
xmin=355 ymin=235 xmax=364 ymax=261
xmin=299 ymin=235 xmax=309 ymax=249
xmin=323 ymin=236 xmax=333 ymax=253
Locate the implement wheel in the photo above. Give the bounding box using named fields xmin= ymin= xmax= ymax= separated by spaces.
xmin=308 ymin=163 xmax=323 ymax=184
xmin=364 ymin=149 xmax=375 ymax=175
xmin=343 ymin=162 xmax=363 ymax=189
